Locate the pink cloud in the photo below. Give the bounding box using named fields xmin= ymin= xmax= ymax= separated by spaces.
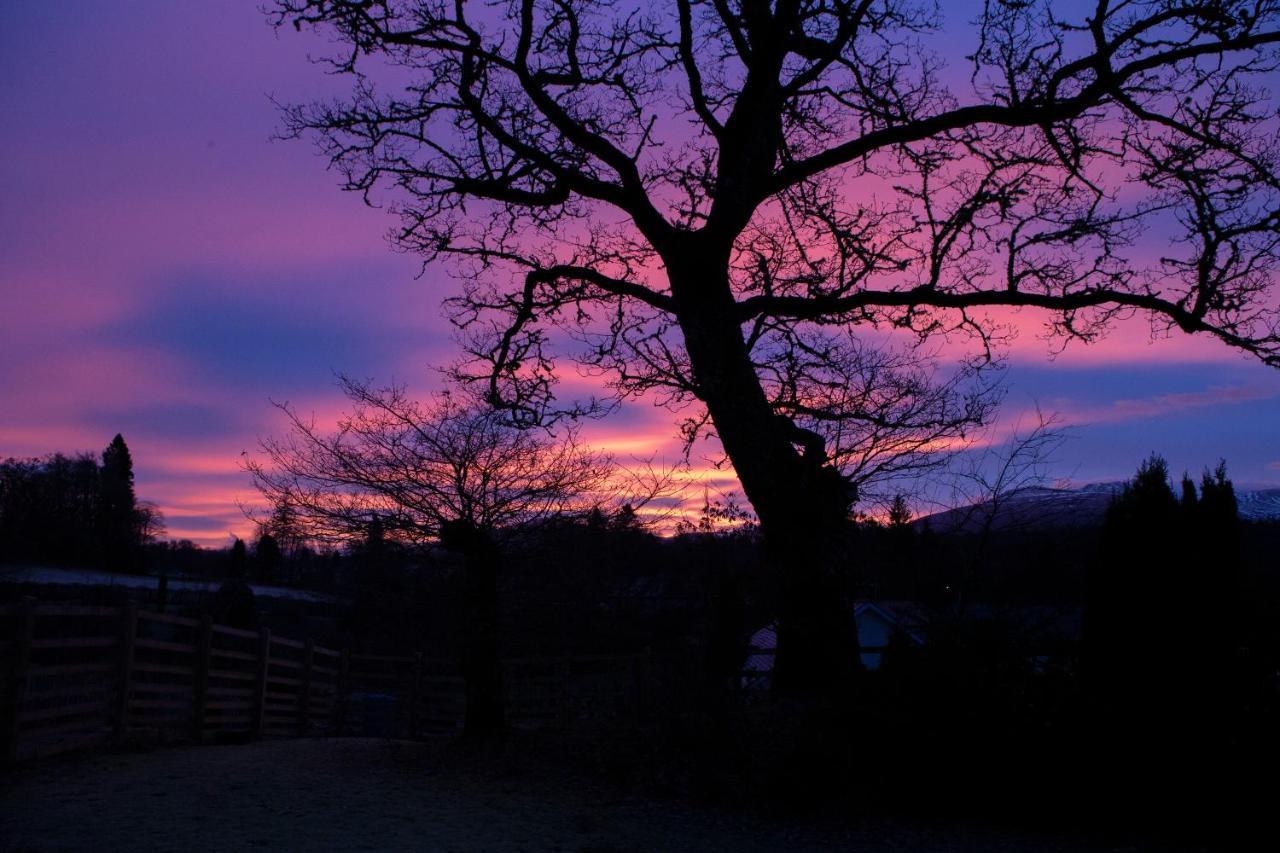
xmin=1055 ymin=385 xmax=1279 ymax=427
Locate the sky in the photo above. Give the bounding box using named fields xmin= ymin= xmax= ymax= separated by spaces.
xmin=2 ymin=1 xmax=1279 ymax=547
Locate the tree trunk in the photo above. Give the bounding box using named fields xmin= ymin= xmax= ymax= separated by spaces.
xmin=462 ymin=546 xmax=504 ymax=737
xmin=667 ymin=248 xmax=860 ymax=699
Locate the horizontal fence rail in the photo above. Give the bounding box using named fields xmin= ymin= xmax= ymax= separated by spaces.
xmin=0 ymin=598 xmax=648 ymax=763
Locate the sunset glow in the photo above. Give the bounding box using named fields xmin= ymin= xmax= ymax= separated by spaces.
xmin=3 ymin=1 xmax=1280 ymax=547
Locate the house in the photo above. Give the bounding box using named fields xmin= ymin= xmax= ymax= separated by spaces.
xmin=741 ymin=601 xmax=925 ymax=689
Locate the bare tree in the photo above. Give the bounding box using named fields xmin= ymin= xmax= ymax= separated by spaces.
xmin=245 ymin=376 xmax=621 ymax=736
xmin=134 ymin=501 xmax=167 ymax=546
xmin=270 ymin=0 xmax=1280 ymax=695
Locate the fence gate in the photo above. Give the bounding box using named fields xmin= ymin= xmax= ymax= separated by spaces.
xmin=2 ymin=597 xmax=649 ymax=763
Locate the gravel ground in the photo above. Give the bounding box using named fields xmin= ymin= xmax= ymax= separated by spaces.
xmin=0 ymin=738 xmax=1171 ymax=852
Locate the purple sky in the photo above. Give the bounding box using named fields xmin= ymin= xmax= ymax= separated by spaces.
xmin=3 ymin=1 xmax=1279 ymax=546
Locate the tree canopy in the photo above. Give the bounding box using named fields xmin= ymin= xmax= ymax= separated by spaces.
xmin=0 ymin=435 xmax=162 ymax=571
xmin=274 ymin=0 xmax=1280 ymax=401
xmin=272 ymin=0 xmax=1280 ymax=692
xmin=245 ymin=376 xmax=636 ymax=546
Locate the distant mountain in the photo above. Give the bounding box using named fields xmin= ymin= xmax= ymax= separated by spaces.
xmin=917 ymin=482 xmax=1280 ymax=533
xmin=1237 ymin=486 xmax=1280 ymax=522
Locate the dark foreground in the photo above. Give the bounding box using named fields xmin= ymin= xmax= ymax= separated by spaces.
xmin=0 ymin=738 xmax=1194 ymax=852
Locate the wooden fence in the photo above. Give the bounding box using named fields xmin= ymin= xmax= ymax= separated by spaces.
xmin=0 ymin=598 xmax=647 ymax=763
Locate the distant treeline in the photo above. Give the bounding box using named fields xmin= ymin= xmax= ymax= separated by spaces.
xmin=0 ymin=434 xmax=161 ymax=572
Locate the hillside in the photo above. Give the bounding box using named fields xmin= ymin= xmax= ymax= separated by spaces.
xmin=918 ymin=482 xmax=1280 ymax=533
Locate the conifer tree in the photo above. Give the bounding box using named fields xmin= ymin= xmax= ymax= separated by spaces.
xmin=887 ymin=495 xmax=913 ymax=530
xmin=1085 ymin=455 xmax=1180 ymax=713
xmin=99 ymin=434 xmax=139 ymax=572
xmin=1086 ymin=455 xmax=1245 ymax=751
xmin=1198 ymin=461 xmax=1240 ymax=552
xmin=229 ymin=537 xmax=248 ymax=579
xmin=1180 ymin=473 xmax=1199 ymax=512
xmin=1189 ymin=461 xmax=1242 ymax=711
xmin=253 ymin=534 xmax=282 ymax=584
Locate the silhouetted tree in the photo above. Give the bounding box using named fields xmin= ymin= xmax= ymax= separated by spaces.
xmin=345 ymin=514 xmax=412 ymax=627
xmin=0 ymin=453 xmax=101 ymax=565
xmin=365 ymin=515 xmax=385 ymax=550
xmin=245 ymin=376 xmax=653 ymax=737
xmin=228 ymin=537 xmax=248 ymax=579
xmin=253 ymin=502 xmax=308 ymax=583
xmin=253 ymin=533 xmax=283 ymax=584
xmin=134 ymin=500 xmax=166 ymax=545
xmin=99 ymin=434 xmax=139 ymax=572
xmin=887 ymin=495 xmax=912 ymax=531
xmin=355 ymin=515 xmax=391 ymax=580
xmin=1084 ymin=455 xmax=1194 ymax=743
xmin=1180 ymin=473 xmax=1199 ymax=512
xmin=1084 ymin=454 xmax=1257 ymax=802
xmin=273 ymin=0 xmax=1280 ymax=695
xmin=1197 ymin=461 xmax=1241 ymax=560
xmin=1185 ymin=461 xmax=1244 ymax=712
xmin=878 ymin=493 xmax=916 ymax=601
xmin=0 ymin=442 xmax=169 ymax=571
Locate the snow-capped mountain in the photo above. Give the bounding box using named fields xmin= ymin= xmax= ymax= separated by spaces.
xmin=1237 ymin=486 xmax=1280 ymax=521
xmin=918 ymin=482 xmax=1280 ymax=533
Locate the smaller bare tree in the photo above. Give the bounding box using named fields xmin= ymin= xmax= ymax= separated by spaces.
xmin=245 ymin=375 xmax=634 ymax=738
xmin=134 ymin=501 xmax=167 ymax=546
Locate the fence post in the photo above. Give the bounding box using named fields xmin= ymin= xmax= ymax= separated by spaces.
xmin=191 ymin=614 xmax=212 ymax=742
xmin=299 ymin=638 xmax=314 ymax=737
xmin=113 ymin=601 xmax=137 ymax=745
xmin=336 ymin=649 xmax=350 ymax=735
xmin=252 ymin=628 xmax=271 ymax=740
xmin=4 ymin=597 xmax=36 ymax=763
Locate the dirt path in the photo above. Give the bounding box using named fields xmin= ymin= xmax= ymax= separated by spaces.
xmin=1 ymin=739 xmax=1155 ymax=852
